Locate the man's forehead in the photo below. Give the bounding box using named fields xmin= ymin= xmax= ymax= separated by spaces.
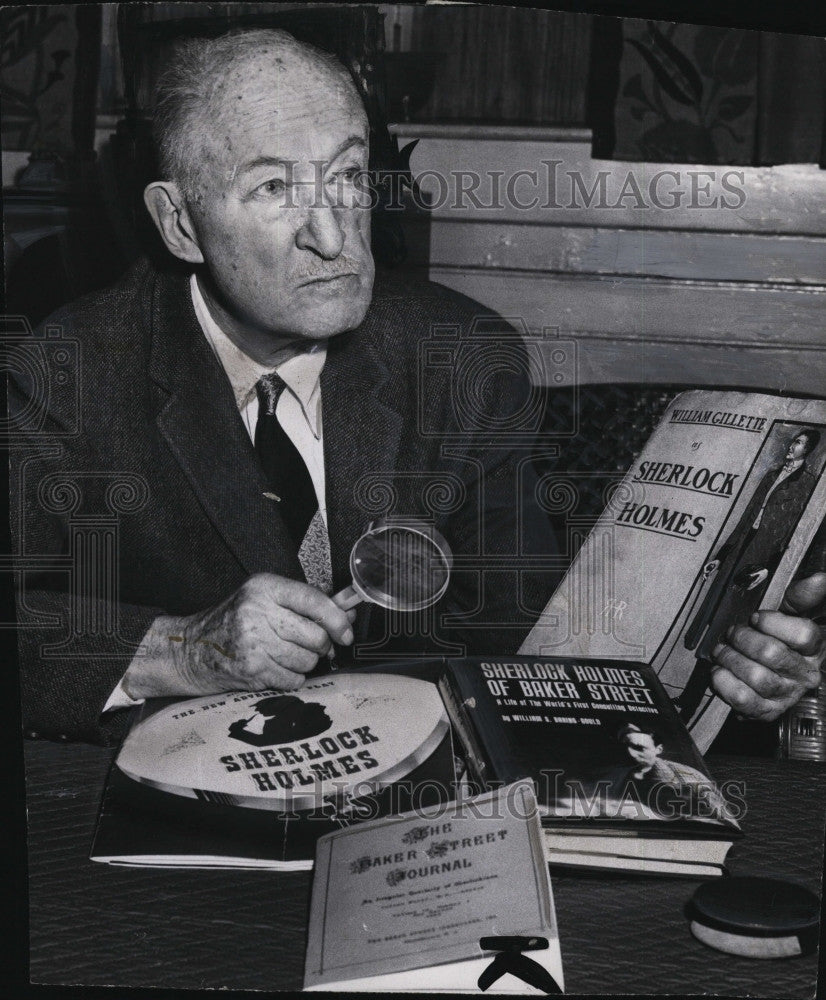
xmin=199 ymin=58 xmax=365 ymax=166
xmin=213 ymin=46 xmax=364 ymax=125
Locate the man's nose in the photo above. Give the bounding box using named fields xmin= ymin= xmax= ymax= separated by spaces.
xmin=295 ymin=203 xmax=345 ymax=259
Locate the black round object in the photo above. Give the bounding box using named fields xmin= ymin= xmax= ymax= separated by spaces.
xmin=689 ymin=877 xmax=820 ymax=958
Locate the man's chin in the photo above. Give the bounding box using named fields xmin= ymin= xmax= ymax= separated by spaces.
xmin=292 ymin=296 xmax=372 ymax=340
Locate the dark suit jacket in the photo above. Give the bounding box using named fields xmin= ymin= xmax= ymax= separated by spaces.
xmin=10 ymin=258 xmax=559 ymax=743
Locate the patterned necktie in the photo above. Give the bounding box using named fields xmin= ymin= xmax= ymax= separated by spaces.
xmin=254 ymin=373 xmax=333 ymax=594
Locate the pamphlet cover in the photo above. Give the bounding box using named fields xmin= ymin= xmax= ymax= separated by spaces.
xmin=304 ymin=780 xmax=563 ymax=992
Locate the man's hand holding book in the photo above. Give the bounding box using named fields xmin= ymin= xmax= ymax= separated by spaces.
xmin=710 ymin=572 xmax=826 ymax=721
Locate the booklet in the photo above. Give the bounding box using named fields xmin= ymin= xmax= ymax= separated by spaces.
xmin=91 ymin=671 xmax=457 ymax=870
xmin=519 ymin=391 xmax=826 ymax=751
xmin=304 ymin=780 xmax=564 ymax=993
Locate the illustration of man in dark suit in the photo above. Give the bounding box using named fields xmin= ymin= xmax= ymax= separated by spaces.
xmin=562 ymin=722 xmax=728 ymax=821
xmin=9 ymin=29 xmax=826 ymax=744
xmin=677 ymin=428 xmax=822 ymax=720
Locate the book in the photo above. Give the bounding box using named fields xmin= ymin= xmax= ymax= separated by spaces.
xmin=90 ymin=657 xmax=737 ymax=876
xmin=438 ymin=655 xmax=741 ymax=876
xmin=303 ymin=780 xmax=564 ymax=993
xmin=518 ymin=390 xmax=826 ymax=752
xmin=91 ymin=671 xmax=457 ymax=870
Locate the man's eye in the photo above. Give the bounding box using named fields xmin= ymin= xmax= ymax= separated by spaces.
xmin=330 ymin=167 xmax=361 ymax=184
xmin=258 ymin=178 xmax=287 ymax=196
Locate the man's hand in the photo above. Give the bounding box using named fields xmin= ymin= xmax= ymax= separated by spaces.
xmin=710 ymin=572 xmax=826 ymax=721
xmin=123 ymin=574 xmax=355 ymax=700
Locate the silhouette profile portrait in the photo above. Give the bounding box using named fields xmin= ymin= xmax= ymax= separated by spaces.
xmin=227 ymin=695 xmax=332 ymax=747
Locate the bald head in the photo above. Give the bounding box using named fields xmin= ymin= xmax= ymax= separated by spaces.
xmin=152 ymin=28 xmax=365 ymax=196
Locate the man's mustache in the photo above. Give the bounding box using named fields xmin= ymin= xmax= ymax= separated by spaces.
xmin=295 ymin=255 xmax=363 ymax=283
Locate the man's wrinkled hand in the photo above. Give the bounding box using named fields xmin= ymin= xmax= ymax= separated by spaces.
xmin=709 ymin=572 xmax=826 ymax=721
xmin=124 ymin=573 xmax=355 ymax=700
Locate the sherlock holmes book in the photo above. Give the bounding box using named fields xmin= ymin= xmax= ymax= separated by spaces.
xmin=91 ymin=671 xmax=457 ymax=870
xmin=439 ymin=656 xmax=741 ymax=876
xmin=519 ymin=390 xmax=826 ymax=753
xmin=92 ymin=661 xmax=736 ymax=874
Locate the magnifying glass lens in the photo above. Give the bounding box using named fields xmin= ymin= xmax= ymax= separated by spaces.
xmin=334 ymin=518 xmax=452 ymax=613
xmin=354 ymin=526 xmax=449 ymax=608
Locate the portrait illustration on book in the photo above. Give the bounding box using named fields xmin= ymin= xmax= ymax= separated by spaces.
xmin=556 ymin=719 xmax=730 ymax=825
xmin=672 ymin=423 xmax=826 ymax=722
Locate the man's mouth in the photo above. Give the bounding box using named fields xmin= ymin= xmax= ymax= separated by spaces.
xmin=295 ymin=254 xmax=363 ymax=288
xmin=298 ymin=272 xmax=359 ymax=287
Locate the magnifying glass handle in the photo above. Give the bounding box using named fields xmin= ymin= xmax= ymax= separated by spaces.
xmin=332 ymin=584 xmax=363 ymax=612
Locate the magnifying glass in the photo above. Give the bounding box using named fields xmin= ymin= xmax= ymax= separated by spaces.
xmin=332 ymin=517 xmax=453 ymax=613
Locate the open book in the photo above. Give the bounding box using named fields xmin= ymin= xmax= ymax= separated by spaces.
xmin=520 ymin=391 xmax=826 ymax=751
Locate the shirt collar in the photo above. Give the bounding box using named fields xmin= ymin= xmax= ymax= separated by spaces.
xmin=190 ymin=273 xmax=326 ymax=436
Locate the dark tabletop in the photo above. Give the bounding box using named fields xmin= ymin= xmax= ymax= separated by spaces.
xmin=25 ymin=740 xmax=826 ymax=995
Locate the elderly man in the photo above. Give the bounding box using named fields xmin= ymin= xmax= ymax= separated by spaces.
xmin=10 ymin=29 xmax=825 ymax=744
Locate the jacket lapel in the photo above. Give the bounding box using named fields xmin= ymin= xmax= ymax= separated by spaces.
xmin=321 ymin=318 xmax=405 ymax=623
xmin=147 ymin=268 xmax=302 ymax=580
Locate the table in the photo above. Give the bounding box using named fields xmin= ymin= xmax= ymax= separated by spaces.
xmin=25 ymin=740 xmax=826 ymax=995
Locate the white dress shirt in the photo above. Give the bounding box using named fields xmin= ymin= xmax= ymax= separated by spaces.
xmin=103 ymin=274 xmax=327 ymax=711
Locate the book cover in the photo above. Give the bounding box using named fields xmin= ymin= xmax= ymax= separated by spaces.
xmin=439 ymin=656 xmax=741 ymax=838
xmin=518 ymin=391 xmax=826 ymax=751
xmin=91 ymin=672 xmax=457 ymax=870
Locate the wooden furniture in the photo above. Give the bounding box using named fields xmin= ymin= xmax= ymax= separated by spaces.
xmin=393 ymin=124 xmax=826 ymax=395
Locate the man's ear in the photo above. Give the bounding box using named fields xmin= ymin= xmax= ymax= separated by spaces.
xmin=143 ymin=181 xmax=204 ymax=264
